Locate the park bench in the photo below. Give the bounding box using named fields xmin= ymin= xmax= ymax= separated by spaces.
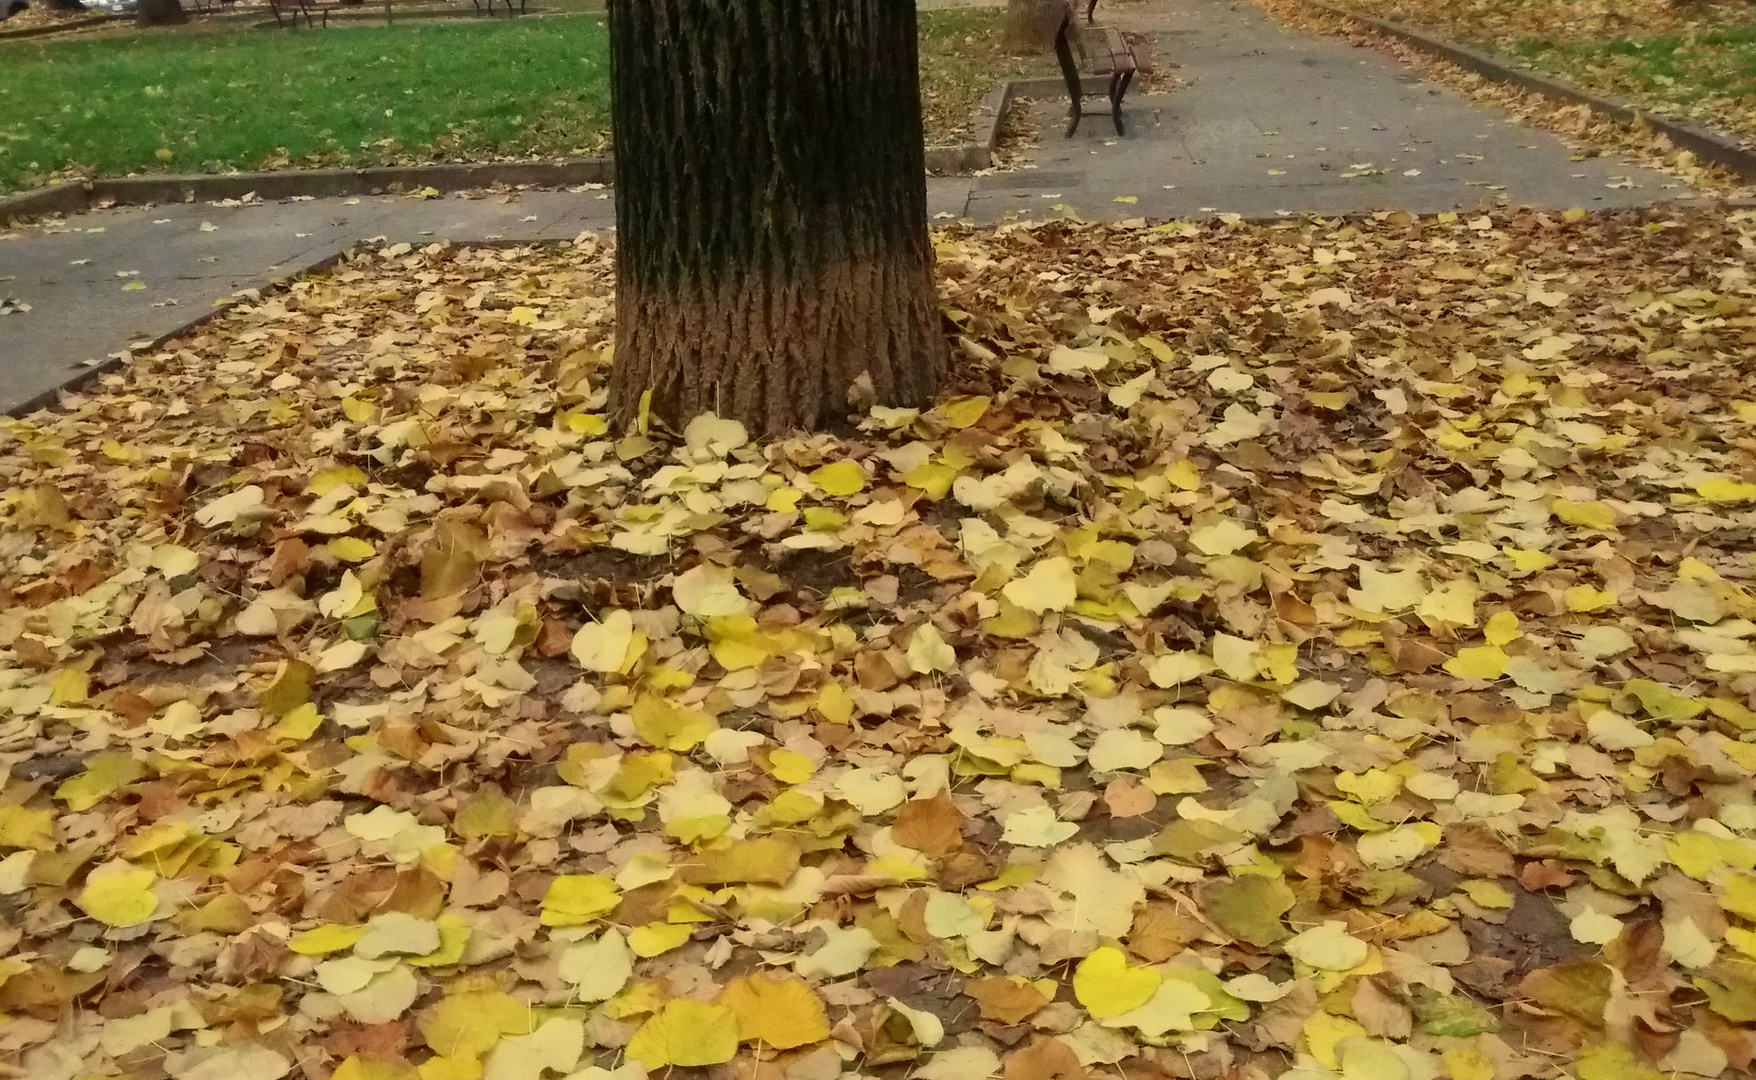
xmin=267 ymin=0 xmax=339 ymax=26
xmin=1055 ymin=4 xmax=1138 ymax=137
xmin=468 ymin=0 xmax=526 ymax=13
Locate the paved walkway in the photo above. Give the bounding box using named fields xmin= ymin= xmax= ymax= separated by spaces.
xmin=0 ymin=0 xmax=1708 ymax=414
xmin=966 ymin=0 xmax=1698 ymax=221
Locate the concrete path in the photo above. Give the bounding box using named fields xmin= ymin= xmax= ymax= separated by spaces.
xmin=0 ymin=0 xmax=1709 ymax=414
xmin=965 ymin=0 xmax=1701 ymax=222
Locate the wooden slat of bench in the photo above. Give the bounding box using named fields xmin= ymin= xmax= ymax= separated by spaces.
xmin=1101 ymin=28 xmax=1137 ymax=72
xmin=1076 ymin=26 xmax=1136 ymax=75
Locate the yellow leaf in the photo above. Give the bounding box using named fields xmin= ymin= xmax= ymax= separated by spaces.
xmin=765 ymin=749 xmax=816 ymax=785
xmin=631 ymin=694 xmax=717 ymax=751
xmin=1444 ymin=645 xmax=1507 ymax=680
xmin=572 ymin=610 xmax=641 ymax=674
xmin=308 ymin=465 xmax=367 ymax=495
xmin=1073 ymin=946 xmax=1161 ymax=1019
xmin=329 ymin=536 xmax=377 ymax=563
xmin=628 ymin=922 xmax=694 ymax=957
xmin=1303 ymin=1012 xmax=1368 ymax=1069
xmin=0 ymin=805 xmax=55 ymax=850
xmin=1696 ymin=477 xmax=1756 ymax=504
xmin=1350 ymin=567 xmax=1427 ymax=613
xmin=540 ymin=874 xmax=621 ymax=927
xmin=272 ymin=702 xmax=323 ymax=743
xmin=506 ymin=306 xmax=540 ymax=326
xmin=906 ymin=623 xmax=957 ymax=674
xmin=1285 ymin=921 xmax=1369 ymax=970
xmin=1551 ymin=499 xmax=1617 ymax=531
xmin=343 ymin=396 xmax=377 ymax=423
xmin=1503 ymin=548 xmax=1555 ymax=573
xmin=626 ymin=999 xmax=740 ymax=1069
xmin=816 ymin=682 xmax=854 ymax=725
xmin=50 ymin=667 xmax=88 ymax=705
xmin=1003 ymin=556 xmax=1077 ymax=613
xmin=419 ymin=989 xmax=536 ymax=1057
xmin=333 ymin=1056 xmax=418 ymax=1080
xmin=57 ymin=752 xmax=145 ymax=812
xmin=1418 ymin=579 xmax=1477 ymax=627
xmin=936 ymin=396 xmax=990 ymax=429
xmin=78 ymin=861 xmax=158 ymax=927
xmin=671 ymin=564 xmax=752 ymax=618
xmin=456 ymin=787 xmax=518 ymax=839
xmin=1460 ymin=880 xmax=1514 ymax=910
xmin=718 ymin=973 xmax=831 ymax=1049
xmin=290 ymin=923 xmax=369 ymax=955
xmin=1565 ymin=585 xmax=1615 ymax=612
xmin=809 ymin=461 xmax=867 ymax=497
xmin=1340 ymin=1037 xmax=1412 ymax=1080
xmin=903 ymin=461 xmax=959 ymax=499
xmin=1444 ymin=1048 xmax=1496 ymax=1080
xmin=1483 ymin=611 xmax=1522 ymax=646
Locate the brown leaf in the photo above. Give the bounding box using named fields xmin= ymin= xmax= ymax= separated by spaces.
xmin=1436 ymin=825 xmax=1518 ymax=879
xmin=892 ymin=792 xmax=964 ymax=858
xmin=1520 ymin=859 xmax=1576 ymax=892
xmin=966 ymin=976 xmax=1050 ymax=1025
xmin=1126 ymin=902 xmax=1203 ymax=963
xmin=1103 ymin=777 xmax=1157 ymax=818
xmin=1351 ymin=975 xmax=1412 ymax=1038
xmin=1005 ymin=1037 xmax=1090 ymax=1080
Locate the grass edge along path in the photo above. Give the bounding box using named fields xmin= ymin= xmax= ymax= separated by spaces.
xmin=1322 ymin=0 xmax=1756 ymax=143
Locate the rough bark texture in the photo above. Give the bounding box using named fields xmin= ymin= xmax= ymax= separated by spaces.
xmin=606 ymin=0 xmax=946 ymax=437
xmin=1003 ymin=0 xmax=1065 ymax=53
xmin=136 ymin=0 xmax=186 ymax=24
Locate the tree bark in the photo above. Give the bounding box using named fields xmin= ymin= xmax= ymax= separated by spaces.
xmin=605 ymin=0 xmax=946 ymax=437
xmin=1004 ymin=0 xmax=1066 ymax=54
xmin=136 ymin=0 xmax=186 ymax=24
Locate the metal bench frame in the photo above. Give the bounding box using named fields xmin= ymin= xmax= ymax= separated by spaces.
xmin=1055 ymin=6 xmax=1138 ymax=137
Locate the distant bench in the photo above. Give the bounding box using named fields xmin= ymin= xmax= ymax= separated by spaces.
xmin=266 ymin=0 xmax=525 ymax=27
xmin=1055 ymin=4 xmax=1139 ymax=137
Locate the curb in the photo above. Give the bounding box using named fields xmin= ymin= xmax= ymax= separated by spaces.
xmin=1293 ymin=0 xmax=1756 ymax=184
xmin=0 ymin=78 xmax=1025 ymax=226
xmin=0 ymin=12 xmax=123 ymax=40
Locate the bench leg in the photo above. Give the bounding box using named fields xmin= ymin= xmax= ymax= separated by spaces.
xmin=1110 ymin=68 xmax=1133 ymax=137
xmin=1054 ymin=14 xmax=1083 ymax=137
xmin=1087 ymin=0 xmax=1097 ymax=23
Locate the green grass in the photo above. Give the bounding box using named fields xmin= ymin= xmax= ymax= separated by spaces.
xmin=918 ymin=8 xmax=1057 ymax=143
xmin=0 ymin=8 xmax=1045 ymax=194
xmin=1340 ymin=0 xmax=1756 ymax=140
xmin=1509 ymin=24 xmax=1756 ymax=138
xmin=0 ymin=17 xmax=613 ymax=192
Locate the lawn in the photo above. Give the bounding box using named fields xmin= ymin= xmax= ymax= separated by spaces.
xmin=1335 ymin=0 xmax=1756 ymax=141
xmin=0 ymin=9 xmax=1048 ymax=193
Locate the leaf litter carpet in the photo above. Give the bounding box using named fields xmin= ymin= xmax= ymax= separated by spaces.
xmin=2 ymin=206 xmax=1756 ymax=1080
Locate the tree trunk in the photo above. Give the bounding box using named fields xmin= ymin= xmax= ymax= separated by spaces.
xmin=1004 ymin=0 xmax=1066 ymax=54
xmin=136 ymin=0 xmax=186 ymax=24
xmin=39 ymin=0 xmax=89 ymax=12
xmin=605 ymin=0 xmax=946 ymax=437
